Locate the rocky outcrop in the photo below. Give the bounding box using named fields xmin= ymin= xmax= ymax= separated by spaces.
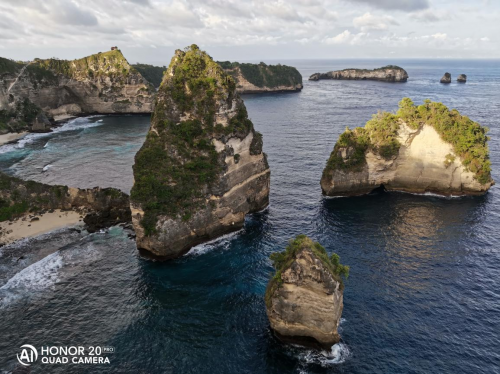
xmin=440 ymin=72 xmax=452 ymax=83
xmin=132 ymin=63 xmax=166 ymax=88
xmin=321 ymin=98 xmax=494 ymax=197
xmin=130 ymin=45 xmax=270 ymax=259
xmin=0 ymin=172 xmax=131 ymax=231
xmin=0 ymin=50 xmax=155 ymax=119
xmin=218 ymin=61 xmax=303 ymax=94
xmin=265 ymin=235 xmax=348 ymax=349
xmin=309 ymin=65 xmax=408 ymax=82
xmin=457 ymin=74 xmax=467 ymax=83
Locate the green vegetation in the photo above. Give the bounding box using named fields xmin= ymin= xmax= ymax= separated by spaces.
xmin=0 ymin=173 xmax=69 ymax=221
xmin=31 ymin=50 xmax=138 ymax=82
xmin=217 ymin=61 xmax=302 ymax=88
xmin=130 ymin=45 xmax=259 ymax=236
xmin=325 ymin=98 xmax=492 ymax=184
xmin=0 ymin=57 xmax=23 ymax=75
xmin=342 ymin=65 xmax=405 ymax=72
xmin=132 ymin=63 xmax=166 ymax=87
xmin=265 ymin=235 xmax=349 ymax=308
xmin=0 ymin=98 xmax=43 ymax=133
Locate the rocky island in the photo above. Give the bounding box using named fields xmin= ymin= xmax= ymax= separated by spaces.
xmin=0 ymin=49 xmax=155 ymax=123
xmin=130 ymin=45 xmax=270 ymax=259
xmin=217 ymin=61 xmax=303 ymax=94
xmin=440 ymin=72 xmax=452 ymax=83
xmin=457 ymin=74 xmax=467 ymax=83
xmin=309 ymin=65 xmax=408 ymax=82
xmin=265 ymin=235 xmax=349 ymax=348
xmin=321 ymin=98 xmax=494 ymax=197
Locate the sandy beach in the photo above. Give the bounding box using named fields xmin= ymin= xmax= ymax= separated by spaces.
xmin=0 ymin=132 xmax=27 ymax=146
xmin=0 ymin=209 xmax=83 ymax=245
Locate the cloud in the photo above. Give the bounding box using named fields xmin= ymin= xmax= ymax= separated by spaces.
xmin=323 ymin=30 xmax=368 ymax=45
xmin=353 ymin=12 xmax=399 ymax=31
xmin=412 ymin=9 xmax=452 ymax=23
xmin=346 ymin=0 xmax=429 ymax=12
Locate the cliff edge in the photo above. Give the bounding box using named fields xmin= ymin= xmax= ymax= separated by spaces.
xmin=321 ymin=98 xmax=494 ymax=196
xmin=1 ymin=50 xmax=155 ymax=119
xmin=265 ymin=235 xmax=348 ymax=349
xmin=218 ymin=61 xmax=303 ymax=94
xmin=130 ymin=45 xmax=270 ymax=259
xmin=309 ymin=65 xmax=408 ymax=82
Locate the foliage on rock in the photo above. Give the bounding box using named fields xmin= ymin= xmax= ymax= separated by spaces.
xmin=218 ymin=61 xmax=302 ymax=88
xmin=324 ymin=98 xmax=492 ymax=184
xmin=132 ymin=63 xmax=166 ymax=88
xmin=131 ymin=45 xmax=261 ymax=236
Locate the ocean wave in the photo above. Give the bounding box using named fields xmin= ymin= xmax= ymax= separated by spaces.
xmin=42 ymin=164 xmax=53 ymax=172
xmin=0 ymin=116 xmax=105 ymax=154
xmin=298 ymin=342 xmax=351 ymax=367
xmin=185 ymin=229 xmax=243 ymax=257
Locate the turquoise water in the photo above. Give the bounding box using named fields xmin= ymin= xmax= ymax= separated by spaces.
xmin=0 ymin=59 xmax=499 ymax=373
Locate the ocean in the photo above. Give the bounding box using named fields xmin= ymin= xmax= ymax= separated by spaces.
xmin=0 ymin=59 xmax=499 ymax=373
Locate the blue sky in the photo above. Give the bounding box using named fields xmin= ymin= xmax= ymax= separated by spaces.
xmin=0 ymin=0 xmax=498 ymax=63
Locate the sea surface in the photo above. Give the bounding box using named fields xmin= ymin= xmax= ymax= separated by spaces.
xmin=0 ymin=59 xmax=499 ymax=373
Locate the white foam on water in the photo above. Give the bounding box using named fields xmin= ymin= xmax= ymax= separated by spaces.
xmin=298 ymin=342 xmax=351 ymax=367
xmin=42 ymin=164 xmax=53 ymax=172
xmin=0 ymin=251 xmax=63 ymax=291
xmin=185 ymin=229 xmax=243 ymax=257
xmin=0 ymin=116 xmax=105 ymax=154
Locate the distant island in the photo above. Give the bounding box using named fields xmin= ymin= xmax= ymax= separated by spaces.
xmin=217 ymin=61 xmax=303 ymax=94
xmin=309 ymin=65 xmax=408 ymax=82
xmin=321 ymin=98 xmax=493 ymax=196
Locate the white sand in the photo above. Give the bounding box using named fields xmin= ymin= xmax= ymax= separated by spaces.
xmin=0 ymin=210 xmax=83 ymax=245
xmin=0 ymin=132 xmax=27 ymax=146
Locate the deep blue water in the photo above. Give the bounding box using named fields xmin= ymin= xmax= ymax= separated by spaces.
xmin=0 ymin=59 xmax=499 ymax=373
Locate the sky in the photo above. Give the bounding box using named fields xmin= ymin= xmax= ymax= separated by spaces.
xmin=0 ymin=0 xmax=498 ymax=64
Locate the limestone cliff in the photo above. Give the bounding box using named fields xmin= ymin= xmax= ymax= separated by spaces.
xmin=218 ymin=61 xmax=303 ymax=94
xmin=0 ymin=50 xmax=154 ymax=119
xmin=130 ymin=45 xmax=270 ymax=259
xmin=321 ymin=98 xmax=494 ymax=196
xmin=265 ymin=235 xmax=348 ymax=349
xmin=0 ymin=172 xmax=130 ymax=232
xmin=309 ymin=65 xmax=408 ymax=82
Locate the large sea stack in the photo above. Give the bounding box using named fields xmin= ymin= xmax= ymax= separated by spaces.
xmin=130 ymin=45 xmax=270 ymax=259
xmin=265 ymin=235 xmax=348 ymax=349
xmin=0 ymin=50 xmax=155 ymax=120
xmin=309 ymin=65 xmax=408 ymax=82
xmin=321 ymin=98 xmax=494 ymax=196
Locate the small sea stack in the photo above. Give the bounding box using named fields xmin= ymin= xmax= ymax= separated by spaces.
xmin=440 ymin=72 xmax=452 ymax=83
xmin=457 ymin=74 xmax=467 ymax=83
xmin=265 ymin=235 xmax=349 ymax=349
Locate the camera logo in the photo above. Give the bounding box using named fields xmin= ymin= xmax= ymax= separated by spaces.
xmin=16 ymin=344 xmax=38 ymax=366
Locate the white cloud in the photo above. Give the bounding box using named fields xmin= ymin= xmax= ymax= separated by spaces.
xmin=346 ymin=0 xmax=429 ymax=12
xmin=353 ymin=12 xmax=399 ymax=31
xmin=323 ymin=30 xmax=368 ymax=45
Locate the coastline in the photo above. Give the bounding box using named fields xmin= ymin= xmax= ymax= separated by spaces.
xmin=0 ymin=132 xmax=27 ymax=146
xmin=0 ymin=210 xmax=83 ymax=245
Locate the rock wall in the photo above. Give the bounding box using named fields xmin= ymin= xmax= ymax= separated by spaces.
xmin=1 ymin=50 xmax=155 ymax=119
xmin=309 ymin=66 xmax=408 ymax=82
xmin=130 ymin=45 xmax=270 ymax=259
xmin=265 ymin=236 xmax=345 ymax=349
xmin=321 ymin=100 xmax=494 ymax=196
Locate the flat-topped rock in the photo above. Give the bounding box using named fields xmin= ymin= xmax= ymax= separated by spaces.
xmin=309 ymin=65 xmax=408 ymax=82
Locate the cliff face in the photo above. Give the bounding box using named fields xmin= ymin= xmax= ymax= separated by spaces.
xmin=0 ymin=172 xmax=130 ymax=231
xmin=265 ymin=235 xmax=348 ymax=349
xmin=309 ymin=65 xmax=408 ymax=82
xmin=321 ymin=99 xmax=494 ymax=196
xmin=0 ymin=50 xmax=155 ymax=119
xmin=130 ymin=45 xmax=270 ymax=259
xmin=218 ymin=61 xmax=303 ymax=94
